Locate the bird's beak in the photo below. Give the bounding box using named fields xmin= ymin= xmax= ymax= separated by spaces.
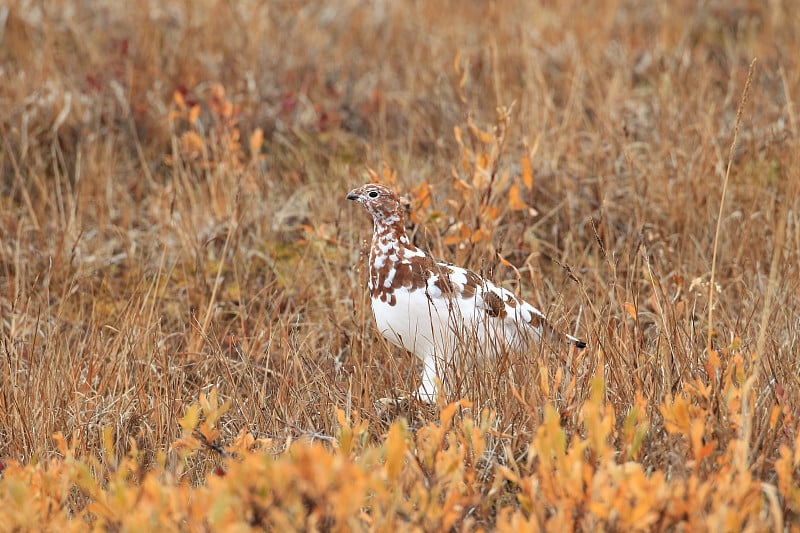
xmin=346 ymin=191 xmax=359 ymax=201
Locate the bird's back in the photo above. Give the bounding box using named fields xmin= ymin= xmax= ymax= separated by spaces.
xmin=371 ymin=257 xmax=551 ymax=361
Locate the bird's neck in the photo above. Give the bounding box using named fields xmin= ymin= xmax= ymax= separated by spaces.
xmin=372 ymin=214 xmax=410 ymax=248
xmin=369 ymin=215 xmax=417 ymax=293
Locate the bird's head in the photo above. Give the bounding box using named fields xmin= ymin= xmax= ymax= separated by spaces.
xmin=346 ymin=183 xmax=404 ymax=226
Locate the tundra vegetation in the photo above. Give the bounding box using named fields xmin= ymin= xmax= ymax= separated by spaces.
xmin=0 ymin=1 xmax=798 ymax=530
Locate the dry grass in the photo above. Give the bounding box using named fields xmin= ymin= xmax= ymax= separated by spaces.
xmin=1 ymin=0 xmax=799 ymax=528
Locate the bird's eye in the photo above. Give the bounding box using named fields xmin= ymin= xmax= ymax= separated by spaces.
xmin=368 ymin=191 xmax=379 ymax=198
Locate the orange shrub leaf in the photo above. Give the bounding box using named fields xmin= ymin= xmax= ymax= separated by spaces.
xmin=385 ymin=421 xmax=407 ymax=481
xmin=521 ymin=155 xmax=533 ymax=190
xmin=410 ymin=181 xmax=432 ymax=211
xmin=180 ymin=404 xmax=200 ymax=433
xmin=454 ymin=126 xmax=463 ymax=146
xmin=249 ymin=127 xmax=264 ymax=155
xmin=189 ymin=105 xmax=200 ymax=125
xmin=624 ymin=302 xmax=637 ymax=320
xmin=508 ymin=183 xmax=527 ymax=211
xmin=661 ymin=395 xmax=691 ymax=435
xmin=173 ymin=91 xmax=186 ymax=110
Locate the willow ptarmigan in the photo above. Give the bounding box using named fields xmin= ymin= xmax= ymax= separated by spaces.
xmin=347 ymin=183 xmax=586 ymax=402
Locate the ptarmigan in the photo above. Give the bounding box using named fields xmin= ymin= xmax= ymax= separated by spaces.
xmin=347 ymin=183 xmax=586 ymax=402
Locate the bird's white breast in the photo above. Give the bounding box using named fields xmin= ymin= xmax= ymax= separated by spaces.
xmin=372 ymin=284 xmax=452 ymax=359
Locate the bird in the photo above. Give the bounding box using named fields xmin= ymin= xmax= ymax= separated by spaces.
xmin=347 ymin=183 xmax=586 ymax=402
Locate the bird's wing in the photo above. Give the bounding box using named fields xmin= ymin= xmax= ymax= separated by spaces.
xmin=433 ymin=261 xmax=585 ymax=350
xmin=400 ymin=253 xmax=585 ymax=350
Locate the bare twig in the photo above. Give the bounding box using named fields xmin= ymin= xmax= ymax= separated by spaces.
xmin=707 ymin=59 xmax=757 ymax=354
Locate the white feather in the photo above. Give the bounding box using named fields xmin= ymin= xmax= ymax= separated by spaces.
xmin=371 ymin=261 xmax=546 ymax=401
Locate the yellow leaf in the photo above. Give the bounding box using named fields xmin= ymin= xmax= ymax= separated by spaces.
xmin=336 ymin=407 xmax=355 ymax=454
xmin=382 ymin=166 xmax=397 ymax=185
xmin=768 ymin=405 xmax=781 ymax=429
xmin=539 ymin=362 xmax=549 ymax=396
xmin=673 ymin=397 xmax=690 ymax=432
xmin=439 ymin=399 xmax=470 ymax=428
xmin=442 ymin=235 xmax=461 ymax=246
xmin=249 ymin=127 xmax=264 ymax=155
xmin=189 ymin=105 xmax=201 ymax=125
xmin=443 ymin=223 xmax=470 ymax=246
xmin=385 ymin=422 xmax=406 ymax=481
xmin=696 ymin=440 xmax=716 ymax=461
xmin=706 ymin=349 xmax=721 ymax=374
xmin=179 ymin=131 xmax=205 ymax=158
xmin=508 ymin=183 xmax=527 ymax=211
xmin=690 ymin=419 xmax=705 ymax=459
xmin=200 ymin=423 xmax=221 ymax=443
xmin=440 ymin=402 xmax=459 ymax=429
xmin=497 ymin=252 xmax=514 ymax=268
xmin=661 ymin=395 xmax=690 ymax=434
xmin=497 ymin=465 xmax=519 ymax=484
xmin=453 ymin=176 xmax=471 ymax=192
xmin=470 ymin=124 xmax=494 ymax=144
xmin=410 ymin=182 xmax=432 ymax=210
xmin=675 ymin=299 xmax=685 ymax=319
xmin=476 ymin=153 xmax=489 ymax=172
xmin=180 ymin=404 xmax=200 ymax=433
xmin=53 ymin=432 xmax=69 ymax=456
xmin=170 ymin=436 xmax=200 ymax=451
xmin=102 ymin=426 xmax=115 ymax=458
xmin=624 ymin=302 xmax=637 ymax=320
xmin=174 ymin=91 xmax=186 ymax=110
xmin=521 ymin=155 xmax=534 ymax=190
xmin=480 ymin=205 xmax=499 ymax=221
xmin=470 ymin=228 xmax=487 ymax=243
xmin=454 ymin=126 xmax=463 ymax=146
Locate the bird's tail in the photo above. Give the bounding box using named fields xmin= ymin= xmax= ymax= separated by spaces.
xmin=566 ymin=333 xmax=587 ymax=350
xmin=542 ymin=321 xmax=586 ymax=351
